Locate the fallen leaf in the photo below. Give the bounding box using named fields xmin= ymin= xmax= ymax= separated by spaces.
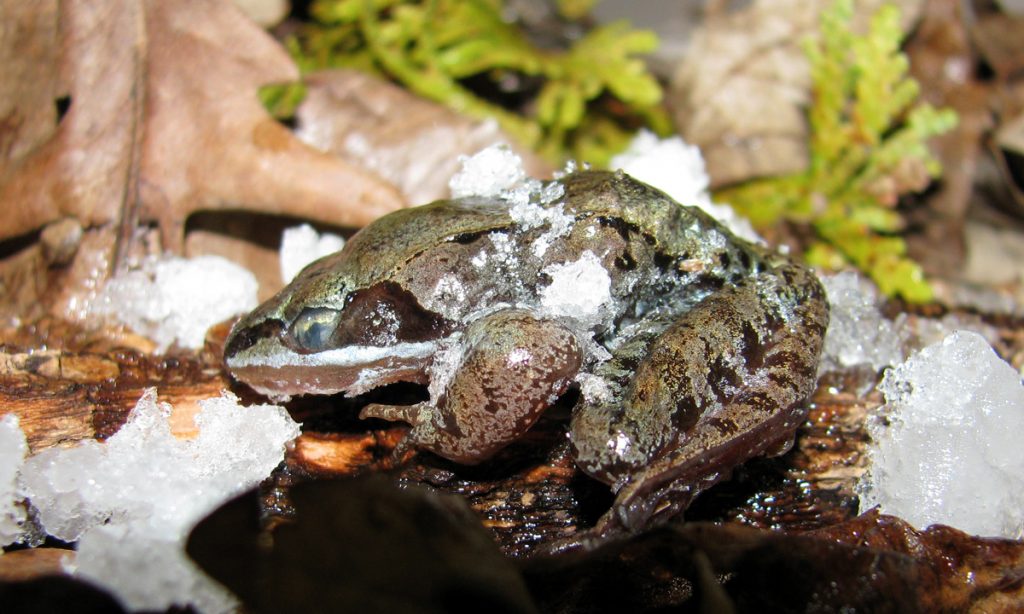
xmin=295 ymin=69 xmax=551 ymax=206
xmin=903 ymin=0 xmax=993 ymax=275
xmin=669 ymin=0 xmax=923 ymax=188
xmin=524 ymin=521 xmax=932 ymax=612
xmin=813 ymin=511 xmax=1024 ymax=611
xmin=0 ymin=1 xmax=138 ymax=244
xmin=971 ymin=10 xmax=1024 ymax=216
xmin=971 ymin=12 xmax=1024 ymax=81
xmin=0 ymin=0 xmax=406 ymax=255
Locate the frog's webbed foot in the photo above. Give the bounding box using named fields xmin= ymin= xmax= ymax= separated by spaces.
xmin=362 ymin=309 xmax=583 ymax=465
xmin=573 ymin=265 xmax=829 ymax=535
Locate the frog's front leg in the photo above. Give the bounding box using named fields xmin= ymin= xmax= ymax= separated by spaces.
xmin=570 ymin=264 xmax=829 ymax=534
xmin=361 ymin=309 xmax=582 ymax=464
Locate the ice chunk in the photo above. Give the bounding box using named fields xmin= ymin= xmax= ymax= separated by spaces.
xmin=449 ymin=144 xmax=526 ymax=198
xmin=90 ymin=255 xmax=259 ymax=352
xmin=857 ymin=331 xmax=1024 ymax=539
xmin=19 ymin=389 xmax=300 ymax=611
xmin=429 ymin=274 xmax=469 ymax=320
xmin=540 ymin=251 xmax=612 ymax=324
xmin=449 ymin=144 xmax=564 ymax=213
xmin=450 ymin=144 xmax=575 ymax=258
xmin=514 ymin=201 xmax=573 ymax=258
xmin=73 ymin=525 xmax=236 ymax=614
xmin=611 ymin=130 xmax=710 ymax=203
xmin=819 ymin=272 xmax=905 ymax=372
xmin=280 ymin=224 xmax=345 ymax=283
xmin=0 ymin=414 xmax=27 ymax=547
xmin=611 ymin=130 xmax=760 ymax=243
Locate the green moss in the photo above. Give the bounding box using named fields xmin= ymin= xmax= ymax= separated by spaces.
xmin=719 ymin=0 xmax=957 ymax=302
xmin=292 ymin=0 xmax=670 ymax=165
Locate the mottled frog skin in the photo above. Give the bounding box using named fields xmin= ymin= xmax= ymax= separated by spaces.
xmin=224 ymin=170 xmax=829 ymax=534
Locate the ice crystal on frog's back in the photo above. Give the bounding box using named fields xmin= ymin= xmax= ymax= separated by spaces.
xmin=577 ymin=373 xmax=615 ymax=405
xmin=452 ymin=144 xmax=575 ymax=257
xmin=516 ymin=202 xmax=574 ymax=258
xmin=428 ymin=274 xmax=469 ymax=320
xmin=449 ymin=144 xmax=526 ymax=198
xmin=858 ymin=331 xmax=1024 ymax=539
xmin=540 ymin=251 xmax=613 ymax=326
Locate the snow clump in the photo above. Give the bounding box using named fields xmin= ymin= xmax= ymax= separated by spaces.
xmin=0 ymin=414 xmax=27 ymax=547
xmin=857 ymin=331 xmax=1024 ymax=539
xmin=540 ymin=251 xmax=612 ymax=326
xmin=818 ymin=271 xmax=906 ymax=372
xmin=611 ymin=130 xmax=760 ymax=243
xmin=18 ymin=390 xmax=300 ymax=612
xmin=90 ymin=255 xmax=258 ymax=352
xmin=280 ymin=223 xmax=345 ymax=283
xmin=449 ymin=143 xmax=527 ymax=199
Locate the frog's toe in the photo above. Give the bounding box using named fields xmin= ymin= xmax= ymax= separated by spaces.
xmin=360 ymin=402 xmax=426 ymax=425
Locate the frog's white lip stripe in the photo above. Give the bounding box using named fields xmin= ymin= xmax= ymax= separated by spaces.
xmin=226 ymin=339 xmax=438 ymax=370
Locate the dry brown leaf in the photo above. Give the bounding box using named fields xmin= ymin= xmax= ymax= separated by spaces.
xmin=903 ymin=0 xmax=992 ymax=275
xmin=0 ymin=1 xmax=137 ymax=244
xmin=971 ymin=12 xmax=1024 ymax=82
xmin=971 ymin=10 xmax=1024 ymax=216
xmin=295 ymin=69 xmax=551 ymax=206
xmin=669 ymin=0 xmax=923 ymax=188
xmin=0 ymin=0 xmax=405 ymax=256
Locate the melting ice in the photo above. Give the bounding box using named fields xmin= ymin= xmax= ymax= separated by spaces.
xmin=13 ymin=390 xmax=300 ymax=612
xmin=858 ymin=331 xmax=1024 ymax=539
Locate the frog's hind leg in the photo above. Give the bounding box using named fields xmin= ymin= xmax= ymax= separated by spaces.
xmin=361 ymin=309 xmax=583 ymax=465
xmin=572 ymin=265 xmax=829 ymax=535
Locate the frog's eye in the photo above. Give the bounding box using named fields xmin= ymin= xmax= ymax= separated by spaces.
xmin=289 ymin=307 xmax=341 ymax=352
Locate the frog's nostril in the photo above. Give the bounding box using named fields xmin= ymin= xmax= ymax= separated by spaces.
xmin=224 ymin=319 xmax=284 ymax=359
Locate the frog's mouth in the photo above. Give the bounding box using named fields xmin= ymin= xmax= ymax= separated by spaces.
xmin=225 ymin=336 xmax=437 ymax=400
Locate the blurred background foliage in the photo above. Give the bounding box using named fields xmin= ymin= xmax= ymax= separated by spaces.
xmin=719 ymin=0 xmax=957 ymax=302
xmin=289 ymin=0 xmax=672 ymax=165
xmin=279 ymin=0 xmax=956 ymax=301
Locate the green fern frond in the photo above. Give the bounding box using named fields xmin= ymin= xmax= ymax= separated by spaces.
xmin=293 ymin=0 xmax=668 ymax=165
xmin=721 ymin=0 xmax=957 ymax=302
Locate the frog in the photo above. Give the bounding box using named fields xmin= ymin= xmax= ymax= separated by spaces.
xmin=223 ymin=169 xmax=829 ymax=536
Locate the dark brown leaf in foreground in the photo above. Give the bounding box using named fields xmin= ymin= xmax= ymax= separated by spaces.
xmin=0 ymin=575 xmax=124 ymax=614
xmin=814 ymin=511 xmax=1024 ymax=610
xmin=187 ymin=476 xmax=538 ymax=614
xmin=524 ymin=521 xmax=929 ymax=612
xmin=189 ymin=475 xmax=1024 ymax=612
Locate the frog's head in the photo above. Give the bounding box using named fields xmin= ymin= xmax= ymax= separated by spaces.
xmin=223 ymin=253 xmax=453 ymax=400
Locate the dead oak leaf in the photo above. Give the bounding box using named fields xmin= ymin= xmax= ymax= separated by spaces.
xmin=0 ymin=0 xmax=405 ymax=256
xmin=295 ymin=69 xmax=551 ymax=206
xmin=669 ymin=0 xmax=923 ymax=188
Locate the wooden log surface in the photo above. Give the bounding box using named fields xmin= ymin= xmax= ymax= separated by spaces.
xmin=1 ymin=315 xmax=1022 ymax=610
